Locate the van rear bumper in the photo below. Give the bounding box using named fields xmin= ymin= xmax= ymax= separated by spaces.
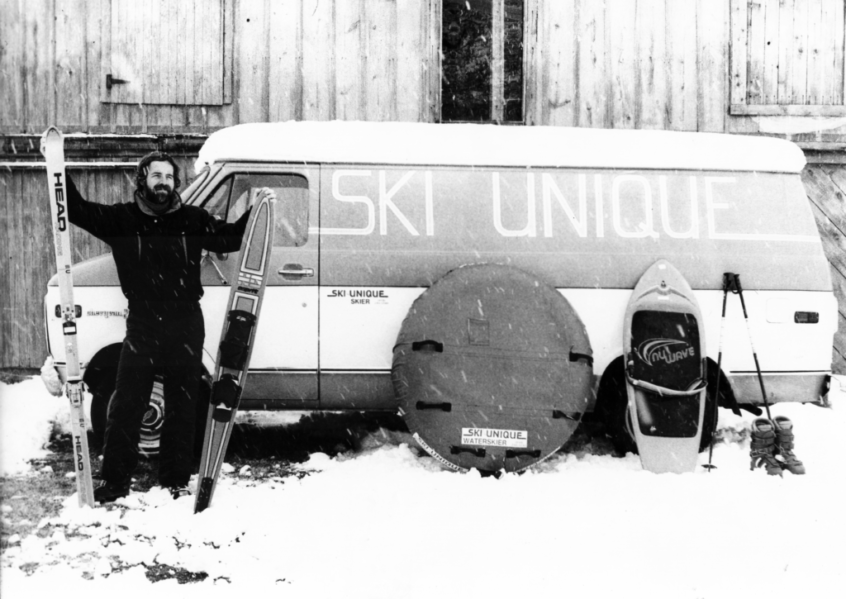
xmin=729 ymin=372 xmax=830 ymax=405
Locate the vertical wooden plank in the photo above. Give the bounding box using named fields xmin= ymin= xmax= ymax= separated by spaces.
xmin=746 ymin=0 xmax=765 ymax=104
xmin=55 ymin=0 xmax=85 ymax=129
xmin=666 ymin=0 xmax=698 ymax=131
xmin=181 ymin=0 xmax=193 ymax=106
xmin=776 ymin=0 xmax=794 ymax=104
xmin=789 ymin=0 xmax=809 ymax=104
xmin=11 ymin=170 xmax=25 ymax=365
xmin=365 ymin=0 xmax=397 ymax=121
xmin=185 ymin=0 xmax=204 ymax=129
xmin=204 ymin=0 xmax=224 ymax=106
xmin=21 ymin=170 xmax=38 ymax=363
xmin=0 ymin=0 xmax=24 ymax=131
xmin=491 ymin=0 xmax=505 ymax=122
xmin=761 ymin=0 xmax=780 ymax=104
xmin=822 ymin=0 xmax=844 ymax=104
xmin=607 ymin=0 xmax=636 ymax=128
xmin=335 ymin=0 xmax=365 ymax=120
xmin=269 ymin=0 xmax=304 ymax=122
xmin=426 ymin=0 xmax=442 ymax=122
xmin=208 ymin=0 xmax=234 ymax=129
xmin=522 ymin=0 xmax=540 ymax=125
xmin=577 ymin=0 xmax=607 ymax=128
xmin=236 ymin=0 xmax=269 ymax=124
xmin=222 ymin=0 xmax=235 ymax=105
xmin=634 ymin=0 xmax=668 ymax=129
xmin=729 ymin=0 xmax=748 ymax=108
xmin=542 ymin=0 xmax=577 ymax=126
xmin=302 ymin=0 xmax=336 ymax=121
xmin=0 ymin=172 xmax=12 ymax=365
xmin=110 ymin=0 xmax=132 ymax=131
xmin=22 ymin=0 xmax=54 ymax=132
xmin=84 ymin=0 xmax=102 ymax=130
xmin=834 ymin=0 xmax=845 ymax=105
xmin=155 ymin=0 xmax=179 ymax=130
xmin=97 ymin=0 xmax=113 ymax=130
xmin=697 ymin=0 xmax=728 ymax=132
xmin=806 ymin=0 xmax=824 ymax=104
xmin=396 ymin=0 xmax=425 ymax=121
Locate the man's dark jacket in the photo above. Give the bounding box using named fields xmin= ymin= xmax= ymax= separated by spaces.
xmin=66 ymin=176 xmax=249 ymax=317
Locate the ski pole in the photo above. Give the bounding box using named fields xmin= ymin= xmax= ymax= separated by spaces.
xmin=704 ymin=274 xmax=732 ymax=471
xmin=732 ymin=274 xmax=775 ymax=423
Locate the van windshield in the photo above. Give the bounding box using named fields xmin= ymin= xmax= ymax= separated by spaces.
xmin=180 ymin=166 xmax=211 ymax=204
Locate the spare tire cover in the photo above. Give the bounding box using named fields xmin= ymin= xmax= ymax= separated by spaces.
xmin=392 ymin=264 xmax=593 ymax=472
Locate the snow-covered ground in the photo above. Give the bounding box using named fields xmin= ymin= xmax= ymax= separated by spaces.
xmin=1 ymin=375 xmax=844 ymax=599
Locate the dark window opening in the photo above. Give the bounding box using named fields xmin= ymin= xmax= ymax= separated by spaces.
xmin=441 ymin=0 xmax=524 ymax=123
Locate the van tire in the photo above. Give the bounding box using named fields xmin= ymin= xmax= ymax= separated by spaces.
xmin=596 ymin=357 xmax=719 ymax=456
xmin=89 ymin=371 xmax=211 ymax=460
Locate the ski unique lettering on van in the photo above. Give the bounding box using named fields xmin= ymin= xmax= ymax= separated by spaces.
xmin=320 ymin=169 xmax=819 ymax=244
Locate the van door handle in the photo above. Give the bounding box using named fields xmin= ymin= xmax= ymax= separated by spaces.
xmin=278 ymin=264 xmax=314 ymax=279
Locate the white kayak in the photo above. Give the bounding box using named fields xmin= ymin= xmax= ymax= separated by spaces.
xmin=624 ymin=259 xmax=707 ymax=474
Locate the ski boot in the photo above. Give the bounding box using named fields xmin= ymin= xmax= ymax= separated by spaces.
xmin=773 ymin=416 xmax=806 ymax=475
xmin=94 ymin=479 xmax=131 ymax=503
xmin=750 ymin=418 xmax=783 ymax=476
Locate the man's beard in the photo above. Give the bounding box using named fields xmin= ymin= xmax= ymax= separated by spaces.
xmin=145 ymin=184 xmax=173 ymax=206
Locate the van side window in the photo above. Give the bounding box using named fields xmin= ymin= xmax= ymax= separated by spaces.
xmin=201 ymin=173 xmax=310 ymax=247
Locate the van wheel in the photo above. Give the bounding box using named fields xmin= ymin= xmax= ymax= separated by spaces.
xmin=89 ymin=373 xmax=211 ymax=460
xmin=90 ymin=376 xmax=165 ymax=459
xmin=595 ymin=358 xmax=638 ymax=456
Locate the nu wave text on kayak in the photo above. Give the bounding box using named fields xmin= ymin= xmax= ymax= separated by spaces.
xmin=637 ymin=339 xmax=696 ymax=367
xmin=315 ymin=170 xmax=817 ymax=243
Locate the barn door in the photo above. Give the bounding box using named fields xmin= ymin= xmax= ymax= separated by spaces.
xmin=101 ymin=0 xmax=232 ymax=105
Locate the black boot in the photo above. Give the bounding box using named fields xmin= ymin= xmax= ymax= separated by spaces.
xmin=773 ymin=416 xmax=806 ymax=475
xmin=94 ymin=479 xmax=131 ymax=504
xmin=750 ymin=418 xmax=783 ymax=476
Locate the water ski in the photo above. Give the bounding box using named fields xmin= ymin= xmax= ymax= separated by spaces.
xmin=624 ymin=260 xmax=707 ymax=474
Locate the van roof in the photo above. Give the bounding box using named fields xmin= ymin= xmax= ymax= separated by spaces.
xmin=195 ymin=121 xmax=806 ymax=174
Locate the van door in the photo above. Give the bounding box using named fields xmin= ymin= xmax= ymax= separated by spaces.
xmin=198 ymin=165 xmax=319 ymax=405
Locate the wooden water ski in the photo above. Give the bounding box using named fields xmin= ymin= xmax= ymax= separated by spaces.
xmin=195 ymin=191 xmax=275 ymax=512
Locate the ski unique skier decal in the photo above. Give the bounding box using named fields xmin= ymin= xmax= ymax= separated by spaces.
xmin=41 ymin=127 xmax=96 ymax=508
xmin=195 ymin=191 xmax=275 ymax=513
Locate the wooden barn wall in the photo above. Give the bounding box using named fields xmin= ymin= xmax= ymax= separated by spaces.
xmin=524 ymin=0 xmax=728 ymax=132
xmin=0 ymin=0 xmax=438 ymax=134
xmin=3 ymin=0 xmax=846 ymax=136
xmin=0 ymin=159 xmax=194 ymax=368
xmin=2 ymin=0 xmax=730 ymax=134
xmin=801 ymin=165 xmax=846 ymax=375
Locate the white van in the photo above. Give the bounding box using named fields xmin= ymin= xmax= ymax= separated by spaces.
xmin=44 ymin=122 xmax=837 ymax=470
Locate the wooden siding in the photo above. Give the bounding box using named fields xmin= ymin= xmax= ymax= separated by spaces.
xmin=801 ymin=164 xmax=846 ymax=375
xmin=0 ymin=0 xmax=439 ymax=134
xmin=3 ymin=0 xmax=846 ymax=139
xmin=521 ymin=0 xmax=730 ymax=131
xmin=0 ymin=159 xmax=194 ymax=368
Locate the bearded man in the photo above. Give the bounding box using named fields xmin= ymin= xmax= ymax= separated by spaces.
xmin=66 ymin=152 xmax=274 ymax=503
